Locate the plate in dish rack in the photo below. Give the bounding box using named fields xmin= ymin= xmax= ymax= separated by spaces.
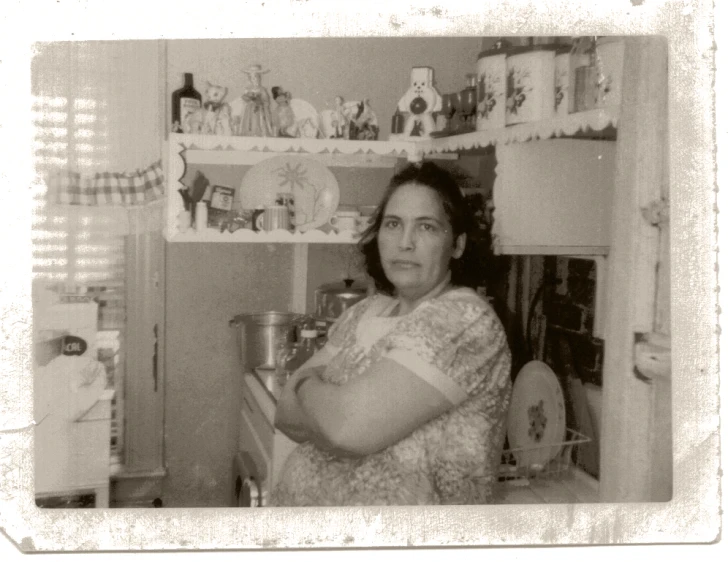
xmin=506 ymin=360 xmax=567 ymax=469
xmin=239 ymin=155 xmax=340 ymax=232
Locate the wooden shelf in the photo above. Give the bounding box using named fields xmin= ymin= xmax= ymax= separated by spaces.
xmin=169 ymin=227 xmax=360 ymax=244
xmin=168 ymin=107 xmax=618 ymax=161
xmin=426 ymin=107 xmax=619 ymax=154
xmin=169 ymin=132 xmax=421 ymax=161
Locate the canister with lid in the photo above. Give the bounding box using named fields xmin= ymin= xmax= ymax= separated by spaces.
xmin=594 ymin=37 xmax=625 ymax=108
xmin=476 ymin=40 xmax=510 ymax=130
xmin=554 ymin=45 xmax=573 ymax=117
xmin=569 ymin=36 xmax=597 ymax=113
xmin=505 ymin=45 xmax=557 ymax=126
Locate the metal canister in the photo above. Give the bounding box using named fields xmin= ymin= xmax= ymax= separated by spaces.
xmin=505 ymin=45 xmax=557 ymax=126
xmin=476 ymin=43 xmax=509 ymax=130
xmin=229 ymin=311 xmax=300 ymax=372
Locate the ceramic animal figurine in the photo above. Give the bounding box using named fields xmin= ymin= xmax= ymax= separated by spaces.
xmin=271 ymin=86 xmax=296 ymax=137
xmin=346 ymin=99 xmax=379 ymax=140
xmin=202 ymin=82 xmax=232 ymax=136
xmin=396 ymin=66 xmax=442 ymax=138
xmin=320 ymin=95 xmax=350 ymax=139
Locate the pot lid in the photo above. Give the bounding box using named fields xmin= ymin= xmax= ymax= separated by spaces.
xmin=316 ymin=278 xmax=369 ymax=295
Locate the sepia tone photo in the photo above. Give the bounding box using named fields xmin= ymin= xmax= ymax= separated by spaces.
xmin=0 ymin=0 xmax=721 ymax=554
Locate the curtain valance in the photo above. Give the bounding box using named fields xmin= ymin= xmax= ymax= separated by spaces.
xmin=48 ymin=160 xmax=164 ymax=206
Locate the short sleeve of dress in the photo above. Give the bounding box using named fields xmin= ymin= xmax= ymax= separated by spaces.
xmin=383 ymin=291 xmax=511 ymax=405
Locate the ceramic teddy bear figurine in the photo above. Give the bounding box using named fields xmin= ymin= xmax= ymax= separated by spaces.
xmin=396 ymin=66 xmax=442 ymax=138
xmin=202 ymin=82 xmax=232 ymax=136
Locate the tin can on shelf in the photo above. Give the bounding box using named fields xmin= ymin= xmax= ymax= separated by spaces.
xmin=554 ymin=45 xmax=572 ymax=118
xmin=476 ymin=46 xmax=508 ymax=130
xmin=569 ymin=37 xmax=595 ymax=113
xmin=505 ymin=46 xmax=557 ymax=126
xmin=594 ymin=37 xmax=625 ymax=108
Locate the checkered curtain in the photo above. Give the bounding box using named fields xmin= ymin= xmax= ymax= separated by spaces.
xmin=47 ymin=160 xmax=165 ymax=206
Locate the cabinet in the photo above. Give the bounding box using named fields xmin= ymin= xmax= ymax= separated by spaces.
xmin=493 ymin=138 xmax=616 ymax=254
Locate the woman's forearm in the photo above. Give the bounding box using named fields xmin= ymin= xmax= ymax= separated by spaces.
xmin=295 ymin=375 xmax=350 ymax=449
xmin=274 ymin=359 xmax=365 ymax=457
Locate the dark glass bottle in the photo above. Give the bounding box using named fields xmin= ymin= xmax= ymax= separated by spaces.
xmin=391 ymin=108 xmax=405 ymax=134
xmin=171 ymin=73 xmax=202 ymax=133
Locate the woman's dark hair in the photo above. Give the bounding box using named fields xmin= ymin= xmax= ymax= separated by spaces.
xmin=357 ymin=161 xmax=495 ymax=295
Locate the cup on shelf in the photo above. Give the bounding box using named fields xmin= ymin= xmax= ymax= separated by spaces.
xmin=275 ymin=192 xmax=296 ymax=229
xmin=258 ymin=205 xmax=291 ymax=231
xmin=329 ymin=210 xmax=360 ymax=234
xmin=251 ymin=208 xmax=265 ymax=232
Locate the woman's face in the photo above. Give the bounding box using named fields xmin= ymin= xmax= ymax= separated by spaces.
xmin=377 ymin=182 xmax=465 ymax=300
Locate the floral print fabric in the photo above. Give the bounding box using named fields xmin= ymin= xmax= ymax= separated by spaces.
xmin=270 ymin=287 xmax=512 ymax=506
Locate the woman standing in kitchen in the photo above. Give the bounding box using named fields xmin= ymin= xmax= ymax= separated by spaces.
xmin=272 ymin=162 xmax=511 ymax=506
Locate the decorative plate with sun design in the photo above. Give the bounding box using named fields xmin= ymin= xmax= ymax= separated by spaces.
xmin=239 ymin=155 xmax=340 ymax=232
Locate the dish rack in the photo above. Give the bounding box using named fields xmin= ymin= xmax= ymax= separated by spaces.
xmin=498 ymin=428 xmax=592 ymax=481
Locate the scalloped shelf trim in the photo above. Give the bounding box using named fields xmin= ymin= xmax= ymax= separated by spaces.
xmin=168 ymin=108 xmax=618 ymax=158
xmin=427 ymin=107 xmax=620 ymax=153
xmin=168 ymin=227 xmax=361 ymax=244
xmin=171 ymin=133 xmax=416 ymax=158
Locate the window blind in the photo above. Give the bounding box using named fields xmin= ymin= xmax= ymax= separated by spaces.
xmin=32 ymin=42 xmax=129 ymax=459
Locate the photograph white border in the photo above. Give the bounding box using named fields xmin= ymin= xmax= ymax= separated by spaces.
xmin=0 ymin=0 xmax=722 ymax=553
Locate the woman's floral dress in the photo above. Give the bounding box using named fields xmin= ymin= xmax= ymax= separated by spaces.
xmin=271 ymin=287 xmax=512 ymax=506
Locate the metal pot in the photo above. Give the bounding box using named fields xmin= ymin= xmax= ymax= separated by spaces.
xmin=229 ymin=311 xmax=300 ymax=372
xmin=314 ymin=278 xmax=369 ymax=321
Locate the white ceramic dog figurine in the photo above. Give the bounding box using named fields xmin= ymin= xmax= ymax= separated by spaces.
xmin=396 ymin=66 xmax=442 ymax=138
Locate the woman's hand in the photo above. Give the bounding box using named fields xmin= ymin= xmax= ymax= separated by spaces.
xmin=275 ymin=367 xmax=360 ymax=456
xmin=274 ymin=367 xmax=319 ymax=443
xmin=273 ymin=345 xmax=333 ymax=444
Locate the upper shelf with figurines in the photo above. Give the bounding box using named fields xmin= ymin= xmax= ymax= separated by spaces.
xmin=169 ymin=38 xmax=623 ymax=162
xmin=169 ymin=106 xmax=618 ymax=165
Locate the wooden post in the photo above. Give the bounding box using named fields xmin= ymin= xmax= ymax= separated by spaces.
xmin=599 ymin=37 xmax=671 ymax=502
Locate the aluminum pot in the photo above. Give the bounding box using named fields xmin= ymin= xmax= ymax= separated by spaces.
xmin=229 ymin=311 xmax=300 ymax=372
xmin=314 ymin=278 xmax=369 ymax=321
